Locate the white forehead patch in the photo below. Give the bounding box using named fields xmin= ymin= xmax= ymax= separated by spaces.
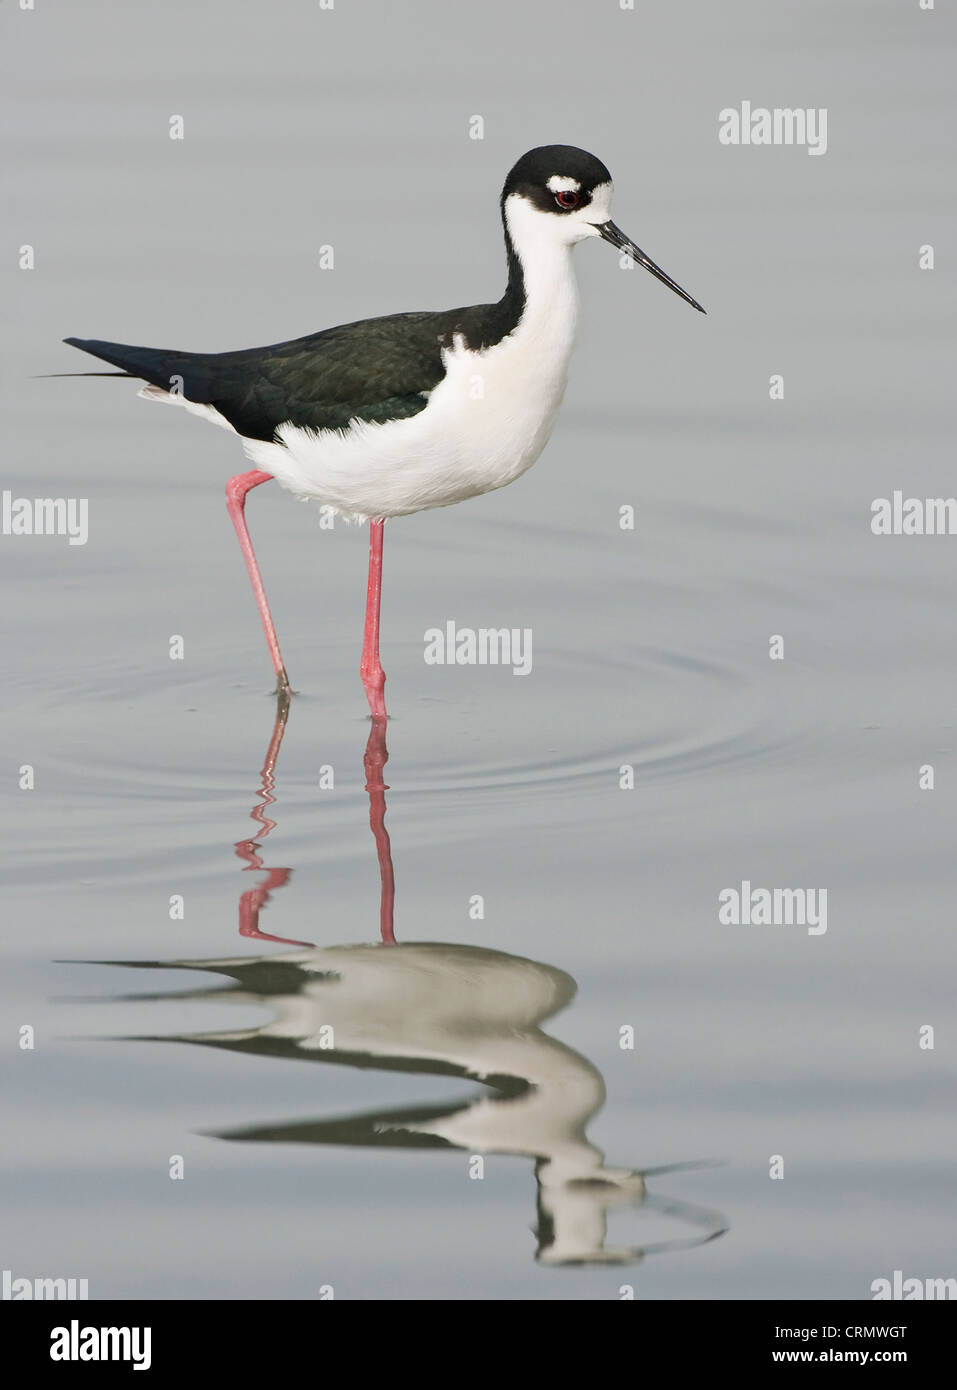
xmin=588 ymin=180 xmax=613 ymax=222
xmin=546 ymin=175 xmax=581 ymax=193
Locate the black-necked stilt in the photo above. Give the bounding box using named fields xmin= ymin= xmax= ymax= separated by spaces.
xmin=62 ymin=145 xmax=704 ymax=717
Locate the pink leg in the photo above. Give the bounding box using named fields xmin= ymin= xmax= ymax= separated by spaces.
xmin=363 ymin=715 xmax=396 ymax=945
xmin=360 ymin=518 xmax=387 ymax=718
xmin=225 ymin=470 xmax=291 ymax=695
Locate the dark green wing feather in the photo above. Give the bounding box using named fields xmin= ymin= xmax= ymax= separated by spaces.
xmin=64 ymin=307 xmax=476 ymax=441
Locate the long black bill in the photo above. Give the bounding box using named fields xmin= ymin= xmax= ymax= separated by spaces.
xmin=597 ymin=221 xmax=706 ymax=314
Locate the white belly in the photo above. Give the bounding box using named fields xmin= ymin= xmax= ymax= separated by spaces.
xmin=242 ymin=321 xmax=576 ymax=522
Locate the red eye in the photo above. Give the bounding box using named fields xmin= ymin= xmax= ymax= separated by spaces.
xmin=554 ymin=189 xmax=581 ymax=210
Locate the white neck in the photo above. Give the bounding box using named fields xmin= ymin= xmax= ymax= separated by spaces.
xmin=503 ymin=194 xmax=580 ymax=353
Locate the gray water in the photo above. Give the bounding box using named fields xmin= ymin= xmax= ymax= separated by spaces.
xmin=2 ymin=0 xmax=955 ymax=1300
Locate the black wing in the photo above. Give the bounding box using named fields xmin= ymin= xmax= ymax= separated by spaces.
xmin=63 ymin=309 xmax=474 ymax=440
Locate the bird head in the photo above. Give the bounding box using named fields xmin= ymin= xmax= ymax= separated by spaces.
xmin=502 ymin=144 xmax=705 ymax=313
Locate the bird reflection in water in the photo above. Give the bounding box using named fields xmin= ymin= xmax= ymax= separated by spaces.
xmin=98 ymin=699 xmax=726 ymax=1268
